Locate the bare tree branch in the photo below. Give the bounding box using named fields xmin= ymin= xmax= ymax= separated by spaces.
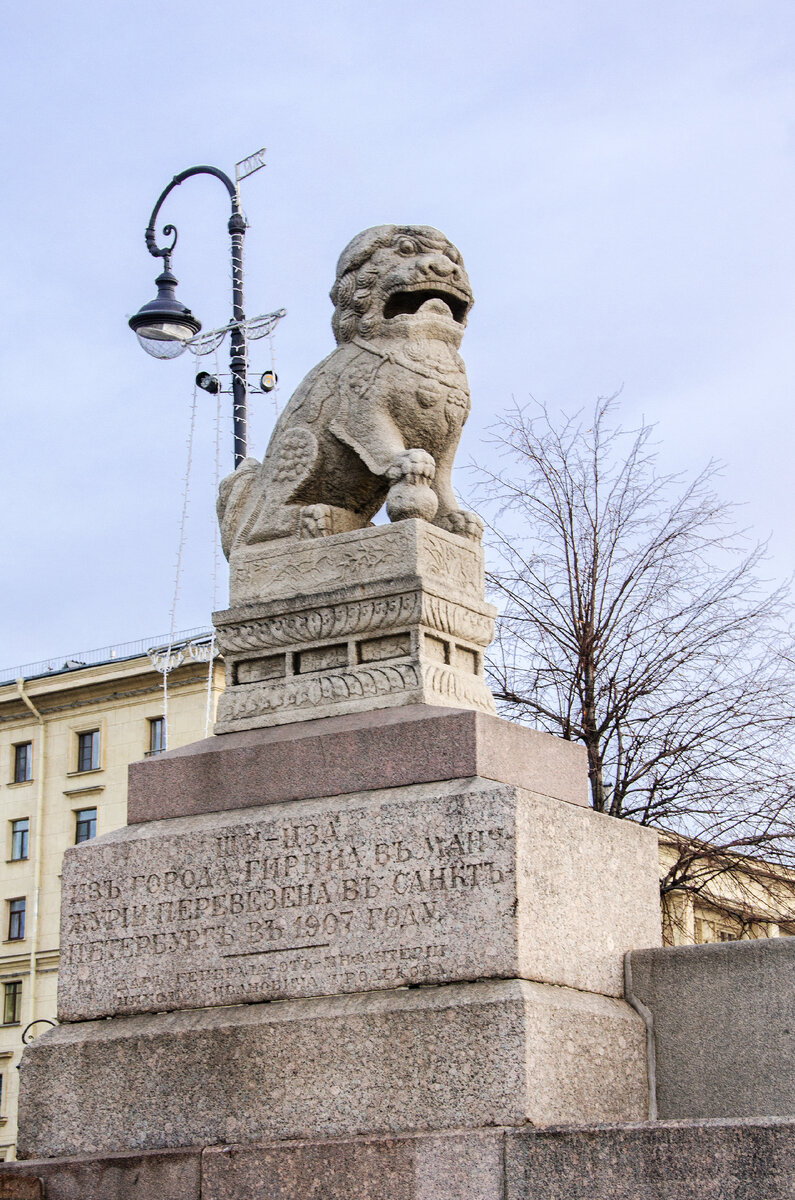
xmin=472 ymin=398 xmax=795 ymax=908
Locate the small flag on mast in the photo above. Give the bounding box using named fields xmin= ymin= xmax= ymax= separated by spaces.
xmin=235 ymin=149 xmax=267 ymax=183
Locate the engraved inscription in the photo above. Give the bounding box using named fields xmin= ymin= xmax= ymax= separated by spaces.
xmin=58 ymin=790 xmax=516 ymax=1020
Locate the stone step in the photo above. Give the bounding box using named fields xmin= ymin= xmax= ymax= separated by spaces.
xmin=126 ymin=704 xmax=588 ymax=824
xmin=18 ymin=980 xmax=647 ymax=1160
xmin=5 ymin=1118 xmax=794 ymax=1199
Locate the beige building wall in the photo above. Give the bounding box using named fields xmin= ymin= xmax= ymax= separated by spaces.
xmin=0 ymin=638 xmax=223 ymax=1159
xmin=660 ymin=836 xmax=795 ymax=947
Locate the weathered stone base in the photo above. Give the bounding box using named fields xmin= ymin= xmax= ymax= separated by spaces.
xmin=18 ymin=980 xmax=648 ymax=1159
xmin=627 ymin=937 xmax=795 ymax=1120
xmin=214 ymin=520 xmax=497 ymax=732
xmin=57 ymin=779 xmax=660 ymax=1020
xmin=5 ymin=1119 xmax=794 ymax=1199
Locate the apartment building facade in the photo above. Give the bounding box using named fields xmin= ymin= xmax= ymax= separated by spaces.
xmin=0 ymin=632 xmax=223 ymax=1158
xmin=660 ymin=833 xmax=795 ymax=947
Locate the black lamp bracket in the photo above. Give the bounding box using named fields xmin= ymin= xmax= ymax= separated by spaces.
xmin=144 ymin=166 xmax=243 ymax=272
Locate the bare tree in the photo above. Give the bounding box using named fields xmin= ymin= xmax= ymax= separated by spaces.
xmin=475 ymin=398 xmax=795 ymax=914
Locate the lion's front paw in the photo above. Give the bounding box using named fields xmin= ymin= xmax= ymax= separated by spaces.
xmin=385 ymin=448 xmax=436 ymax=486
xmin=385 ymin=449 xmax=439 ymax=522
xmin=435 ymin=510 xmax=484 ymax=542
xmin=298 ymin=504 xmax=334 ymax=539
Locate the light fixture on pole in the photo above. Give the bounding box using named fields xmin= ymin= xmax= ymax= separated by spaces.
xmin=129 ymin=164 xmax=251 ymax=467
xmin=128 ymin=260 xmax=201 ymax=359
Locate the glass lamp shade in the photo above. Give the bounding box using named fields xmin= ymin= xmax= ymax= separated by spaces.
xmin=134 ymin=323 xmax=196 ymax=359
xmin=129 ymin=266 xmax=201 ymax=359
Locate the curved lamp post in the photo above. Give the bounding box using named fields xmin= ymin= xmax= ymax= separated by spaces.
xmin=129 ymin=165 xmax=249 ymax=467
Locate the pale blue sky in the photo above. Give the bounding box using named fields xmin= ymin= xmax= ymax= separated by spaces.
xmin=2 ymin=1 xmax=794 ymax=666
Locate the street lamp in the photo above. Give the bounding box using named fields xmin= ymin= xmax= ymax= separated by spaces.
xmin=129 ymin=165 xmax=250 ymax=466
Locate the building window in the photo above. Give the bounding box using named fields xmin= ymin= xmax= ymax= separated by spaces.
xmin=76 ymin=730 xmax=100 ymax=773
xmin=148 ymin=716 xmax=166 ymax=756
xmin=12 ymin=743 xmax=31 ymax=784
xmin=2 ymin=983 xmax=21 ymax=1025
xmin=7 ymin=899 xmax=25 ymax=942
xmin=75 ymin=808 xmax=97 ymax=844
xmin=10 ymin=819 xmax=29 ymax=862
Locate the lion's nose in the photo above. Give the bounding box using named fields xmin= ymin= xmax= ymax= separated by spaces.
xmin=426 ymin=255 xmax=459 ymax=279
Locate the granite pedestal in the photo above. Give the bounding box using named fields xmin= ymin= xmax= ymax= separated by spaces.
xmin=11 ymin=220 xmax=793 ymax=1194
xmin=21 ymin=715 xmax=661 ymax=1157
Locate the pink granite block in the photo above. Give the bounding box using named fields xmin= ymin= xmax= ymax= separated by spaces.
xmin=127 ymin=705 xmax=587 ymax=823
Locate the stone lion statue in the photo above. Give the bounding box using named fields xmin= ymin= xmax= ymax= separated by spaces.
xmin=217 ymin=224 xmax=483 ymax=557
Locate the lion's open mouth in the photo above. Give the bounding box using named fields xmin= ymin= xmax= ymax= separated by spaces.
xmin=383 ymin=288 xmax=469 ymax=324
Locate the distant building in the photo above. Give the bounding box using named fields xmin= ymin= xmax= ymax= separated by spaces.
xmin=659 ymin=832 xmax=795 ymax=947
xmin=0 ymin=632 xmax=223 ymax=1159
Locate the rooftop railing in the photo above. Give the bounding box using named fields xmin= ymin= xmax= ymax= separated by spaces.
xmin=0 ymin=627 xmax=216 ymax=687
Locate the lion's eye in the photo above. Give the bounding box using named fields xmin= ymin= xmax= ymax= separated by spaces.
xmin=396 ymin=237 xmax=417 ymax=256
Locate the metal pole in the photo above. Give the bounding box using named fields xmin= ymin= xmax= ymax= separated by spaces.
xmin=229 ymin=207 xmax=248 ymax=468
xmin=141 ymin=166 xmax=250 ymax=469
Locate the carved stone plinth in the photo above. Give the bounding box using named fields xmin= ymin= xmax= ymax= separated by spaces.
xmin=214 ymin=520 xmax=496 ymax=733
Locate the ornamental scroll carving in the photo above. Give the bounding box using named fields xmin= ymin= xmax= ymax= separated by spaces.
xmin=215 ymin=654 xmax=496 ymax=730
xmin=420 ymin=663 xmax=496 ymax=713
xmin=232 ymin=540 xmax=406 ymax=600
xmin=217 ymin=663 xmax=422 ymax=723
xmin=215 ymin=591 xmax=494 ymax=654
xmin=229 ymin=527 xmax=484 ymax=610
xmin=216 ymin=595 xmax=421 ymax=652
xmin=420 ymin=531 xmax=482 ymax=597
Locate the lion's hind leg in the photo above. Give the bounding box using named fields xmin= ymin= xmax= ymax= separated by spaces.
xmin=298 ymin=505 xmax=370 ymax=539
xmin=243 ymin=426 xmax=321 ymax=545
xmin=217 ymin=457 xmax=260 ymax=558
